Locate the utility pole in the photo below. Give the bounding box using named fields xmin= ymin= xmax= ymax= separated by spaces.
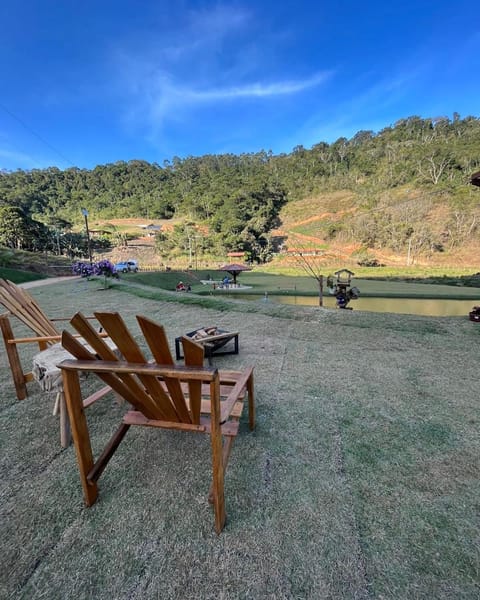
xmin=188 ymin=236 xmax=192 ymax=266
xmin=407 ymin=237 xmax=412 ymax=266
xmin=81 ymin=208 xmax=93 ymax=265
xmin=193 ymin=236 xmax=199 ymax=270
xmin=188 ymin=233 xmax=201 ymax=270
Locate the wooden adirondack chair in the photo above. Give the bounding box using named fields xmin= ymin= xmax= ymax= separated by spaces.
xmin=0 ymin=278 xmax=109 ymax=401
xmin=0 ymin=278 xmax=64 ymax=400
xmin=58 ymin=311 xmax=255 ymax=533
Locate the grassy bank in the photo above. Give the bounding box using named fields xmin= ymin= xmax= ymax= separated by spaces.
xmin=260 ymin=262 xmax=480 ymax=280
xmin=0 ymin=267 xmax=47 ymax=284
xmin=0 ymin=248 xmax=72 ymax=278
xmin=0 ymin=278 xmax=479 ymax=599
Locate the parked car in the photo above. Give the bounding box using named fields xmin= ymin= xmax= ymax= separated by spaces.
xmin=114 ymin=259 xmax=139 ymax=273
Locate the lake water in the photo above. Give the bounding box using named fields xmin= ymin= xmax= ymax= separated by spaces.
xmin=228 ymin=293 xmax=479 ymax=316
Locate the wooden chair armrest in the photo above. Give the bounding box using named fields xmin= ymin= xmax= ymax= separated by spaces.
xmin=8 ymin=331 xmax=109 ymax=344
xmin=8 ymin=334 xmax=62 ymax=344
xmin=220 ymin=366 xmax=254 ymax=423
xmin=217 ymin=369 xmax=251 ymax=384
xmin=50 ymin=315 xmax=99 ymax=322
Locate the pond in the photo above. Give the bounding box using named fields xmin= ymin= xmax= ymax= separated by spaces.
xmin=226 ymin=293 xmax=479 ymax=317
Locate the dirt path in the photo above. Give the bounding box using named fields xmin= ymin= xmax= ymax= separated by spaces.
xmin=20 ymin=276 xmax=80 ymax=289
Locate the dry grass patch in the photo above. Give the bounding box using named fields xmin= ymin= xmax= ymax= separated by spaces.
xmin=0 ymin=279 xmax=479 ymax=599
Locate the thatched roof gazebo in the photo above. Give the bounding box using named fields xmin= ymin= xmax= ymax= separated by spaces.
xmin=470 ymin=171 xmax=480 ymax=187
xmin=218 ymin=263 xmax=251 ymax=285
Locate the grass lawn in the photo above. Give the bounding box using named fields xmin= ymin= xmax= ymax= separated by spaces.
xmin=126 ymin=269 xmax=480 ymax=300
xmin=0 ymin=278 xmax=479 ymax=599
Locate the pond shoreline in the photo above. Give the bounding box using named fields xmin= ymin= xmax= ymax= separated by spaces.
xmin=203 ymin=290 xmax=480 ymax=317
xmin=203 ymin=289 xmax=480 ymax=301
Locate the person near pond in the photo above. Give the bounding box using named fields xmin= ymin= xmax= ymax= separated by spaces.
xmin=335 ymin=286 xmax=359 ymax=309
xmin=336 ymin=290 xmax=348 ymax=308
xmin=176 ymin=281 xmax=186 ymax=292
xmin=223 ymin=276 xmax=230 ymax=287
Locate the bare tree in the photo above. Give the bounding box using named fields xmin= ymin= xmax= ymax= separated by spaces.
xmin=417 ymin=151 xmax=452 ymax=184
xmin=287 ymin=236 xmax=325 ymax=306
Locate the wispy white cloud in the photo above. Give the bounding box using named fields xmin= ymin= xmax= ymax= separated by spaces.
xmin=152 ymin=6 xmax=250 ymax=63
xmin=184 ymin=72 xmax=331 ymax=101
xmin=115 ymin=5 xmax=252 ymax=73
xmin=184 ymin=4 xmax=250 ymax=43
xmin=121 ymin=68 xmax=332 ymax=150
xmin=111 ymin=4 xmax=332 ymax=143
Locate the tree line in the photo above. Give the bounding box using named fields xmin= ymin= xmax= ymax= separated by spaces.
xmin=0 ymin=113 xmax=479 ymax=262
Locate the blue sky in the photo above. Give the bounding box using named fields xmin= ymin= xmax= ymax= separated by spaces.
xmin=1 ymin=0 xmax=479 ymax=171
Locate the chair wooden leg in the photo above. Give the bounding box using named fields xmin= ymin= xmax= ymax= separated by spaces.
xmin=208 ymin=435 xmax=235 ymax=504
xmin=210 ymin=378 xmax=226 ymax=533
xmin=247 ymin=372 xmax=255 ymax=431
xmin=59 ymin=392 xmax=72 ymax=448
xmin=0 ymin=315 xmax=28 ymax=400
xmin=62 ymin=370 xmax=98 ymax=506
xmin=52 ymin=392 xmax=61 ymax=416
xmin=210 ymin=435 xmax=226 ymax=533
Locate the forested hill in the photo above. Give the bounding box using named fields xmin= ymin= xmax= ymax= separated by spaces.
xmin=1 ymin=114 xmax=479 ymax=263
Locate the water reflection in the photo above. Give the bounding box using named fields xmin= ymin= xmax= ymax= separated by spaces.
xmin=231 ymin=294 xmax=478 ymax=316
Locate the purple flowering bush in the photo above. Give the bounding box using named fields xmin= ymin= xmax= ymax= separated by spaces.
xmin=95 ymin=259 xmax=117 ymax=289
xmin=72 ymin=259 xmax=117 ymax=288
xmin=72 ymin=261 xmax=94 ymax=278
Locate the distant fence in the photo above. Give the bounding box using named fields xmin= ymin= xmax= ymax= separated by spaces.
xmin=137 ymin=264 xmax=221 ymax=273
xmin=50 ymin=262 xmax=240 ymax=275
xmin=138 ymin=264 xmax=162 ymax=272
xmin=39 ymin=264 xmax=73 ymax=276
xmin=135 ymin=264 xmax=188 ymax=272
xmin=48 ymin=263 xmax=207 ymax=274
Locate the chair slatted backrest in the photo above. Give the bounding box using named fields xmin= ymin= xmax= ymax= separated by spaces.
xmin=59 ymin=311 xmax=254 ymax=533
xmin=62 ymin=312 xmax=203 ymax=424
xmin=0 ymin=278 xmax=59 ymax=339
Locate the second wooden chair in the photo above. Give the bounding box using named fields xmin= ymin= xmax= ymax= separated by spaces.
xmin=59 ymin=311 xmax=255 ymax=533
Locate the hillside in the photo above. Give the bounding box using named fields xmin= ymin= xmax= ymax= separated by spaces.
xmin=1 ymin=114 xmax=479 ymax=267
xmin=272 ymin=187 xmax=480 ymax=268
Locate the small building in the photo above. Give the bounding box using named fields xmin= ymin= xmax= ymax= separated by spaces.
xmin=227 ymin=251 xmax=246 ymax=259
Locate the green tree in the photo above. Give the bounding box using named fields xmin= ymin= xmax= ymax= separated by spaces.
xmin=0 ymin=205 xmax=48 ymax=250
